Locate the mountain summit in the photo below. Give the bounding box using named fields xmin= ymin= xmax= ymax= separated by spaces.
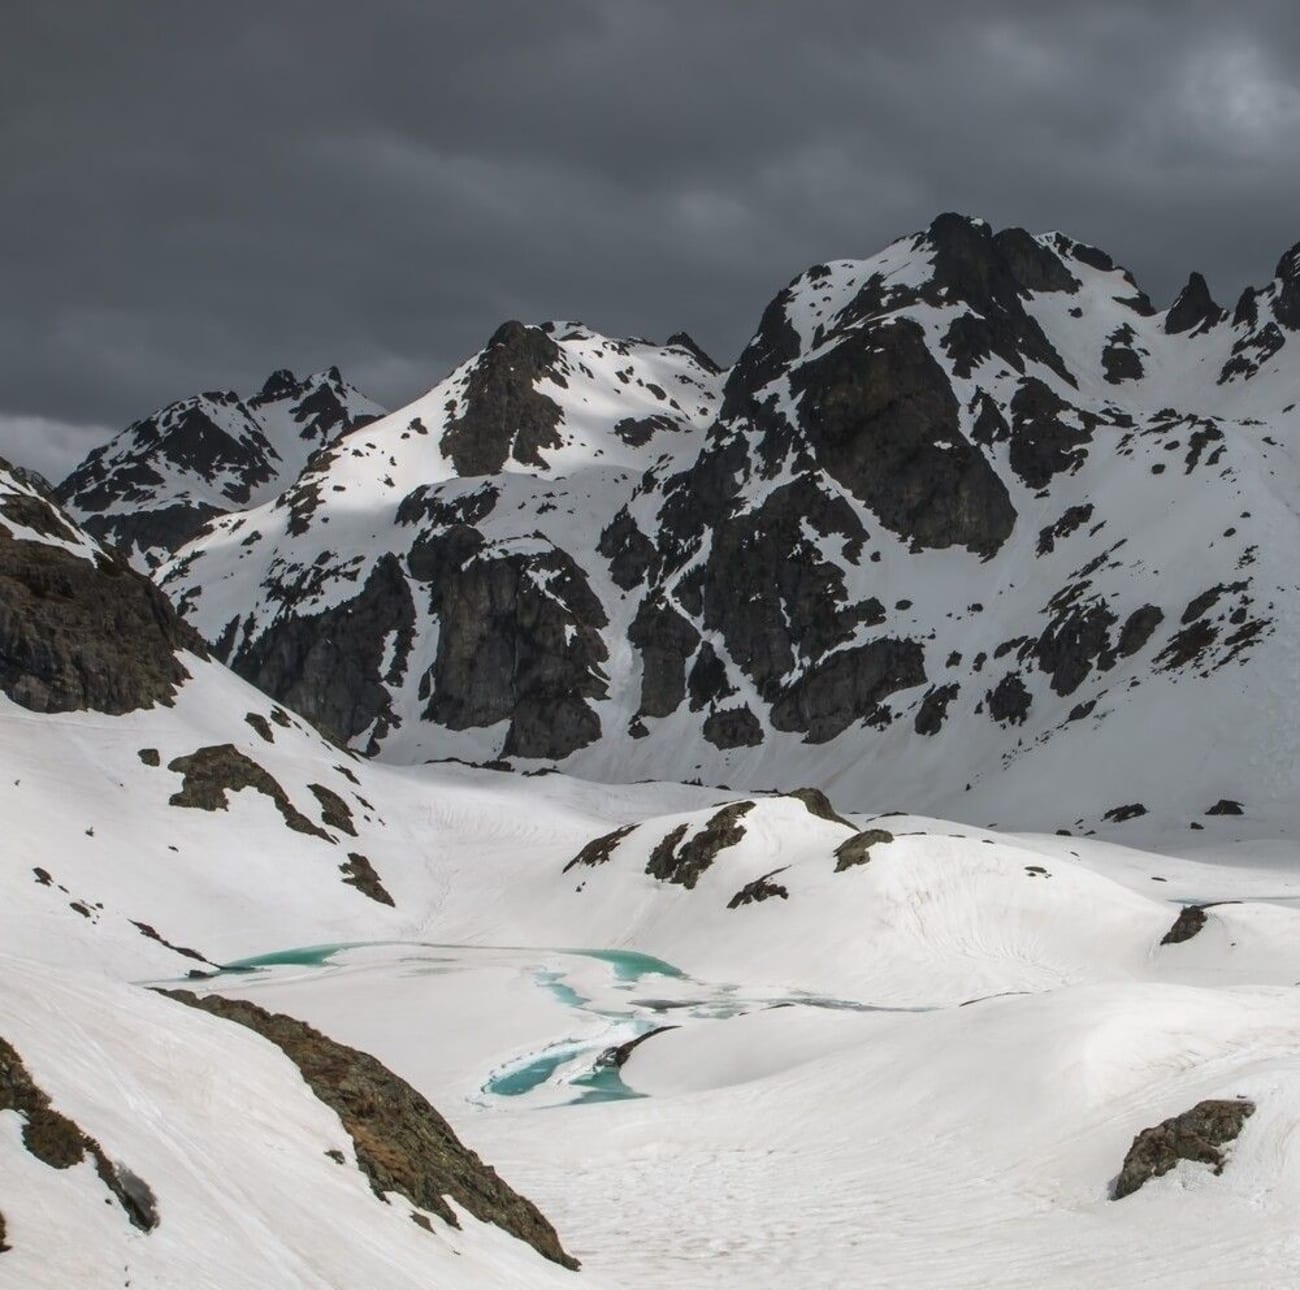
xmin=56 ymin=367 xmax=383 ymax=567
xmin=48 ymin=212 xmax=1296 ymax=836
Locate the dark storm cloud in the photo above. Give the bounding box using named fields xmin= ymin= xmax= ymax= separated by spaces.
xmin=4 ymin=0 xmax=1300 ymax=477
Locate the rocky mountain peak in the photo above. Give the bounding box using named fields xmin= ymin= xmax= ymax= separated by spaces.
xmin=61 ymin=214 xmax=1300 ymax=833
xmin=1165 ymin=271 xmax=1223 ymax=335
xmin=57 ymin=367 xmax=383 ymax=568
xmin=665 ymin=331 xmax=722 ymax=374
xmin=439 ymin=322 xmax=566 ymax=475
xmin=1273 ymin=239 xmax=1300 ymax=330
xmin=256 ymin=368 xmax=301 ymax=400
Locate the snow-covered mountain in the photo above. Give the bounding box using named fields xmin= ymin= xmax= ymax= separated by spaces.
xmin=0 ymin=459 xmax=583 ymax=1285
xmin=9 ymin=451 xmax=1300 ymax=1286
xmin=56 ymin=366 xmax=383 ymax=569
xmin=148 ymin=215 xmax=1300 ymax=840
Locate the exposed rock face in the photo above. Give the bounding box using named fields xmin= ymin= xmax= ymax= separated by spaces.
xmin=1207 ymin=799 xmax=1244 ymax=816
xmin=0 ymin=522 xmax=201 ymax=716
xmin=785 ymin=788 xmax=856 ymax=829
xmin=339 ymin=853 xmax=395 ymax=906
xmin=0 ymin=1034 xmax=158 ymax=1233
xmin=309 ymin=784 xmax=356 ymax=835
xmin=1112 ymin=1098 xmax=1254 ymax=1198
xmin=834 ymin=828 xmax=895 ymax=871
xmin=686 ymin=477 xmax=877 ymax=705
xmin=987 ymin=671 xmax=1032 ymax=725
xmin=666 ymin=331 xmax=722 ymax=374
xmin=789 ymin=319 xmax=1016 ymax=557
xmin=1166 ymin=272 xmax=1224 ymax=335
xmin=230 ymin=554 xmax=416 ymax=751
xmin=645 ymin=802 xmax=754 ymax=889
xmin=915 ymin=683 xmax=960 ymax=735
xmin=628 ymin=597 xmax=699 ymax=718
xmin=926 ymin=215 xmax=1075 ymax=382
xmin=770 ymin=640 xmax=927 ymax=743
xmin=423 ymin=542 xmax=609 ymax=759
xmin=1161 ymin=905 xmax=1207 ymax=944
xmin=563 ymin=823 xmax=637 ymax=872
xmin=1103 ymin=803 xmax=1147 ymax=824
xmin=1006 ymin=378 xmax=1096 ymax=489
xmin=702 ymin=705 xmax=764 ymax=749
xmin=1273 ymin=243 xmax=1300 ymax=331
xmin=439 ymin=322 xmax=564 ymax=474
xmin=159 ymin=992 xmax=578 ymax=1269
xmin=167 ymin=745 xmax=330 ymax=840
xmin=727 ymin=868 xmax=790 ymax=908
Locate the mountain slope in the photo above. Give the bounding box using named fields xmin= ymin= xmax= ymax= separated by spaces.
xmin=12 ymin=455 xmax=1300 ymax=1286
xmin=0 ymin=460 xmax=585 ymax=1283
xmin=56 ymin=367 xmax=383 ymax=568
xmin=150 ymin=216 xmax=1300 ymax=840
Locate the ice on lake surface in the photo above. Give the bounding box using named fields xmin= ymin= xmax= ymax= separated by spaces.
xmin=187 ymin=940 xmax=897 ymax=1107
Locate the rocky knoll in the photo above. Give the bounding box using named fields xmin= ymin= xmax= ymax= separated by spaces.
xmin=0 ymin=463 xmax=203 ymax=714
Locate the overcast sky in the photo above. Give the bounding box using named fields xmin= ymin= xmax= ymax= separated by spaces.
xmin=4 ymin=0 xmax=1300 ymax=478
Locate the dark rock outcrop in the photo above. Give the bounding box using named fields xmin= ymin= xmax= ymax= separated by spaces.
xmin=834 ymin=828 xmax=894 ymax=870
xmin=986 ymin=672 xmax=1032 ymax=725
xmin=702 ymin=705 xmax=764 ymax=749
xmin=687 ymin=477 xmax=874 ymax=702
xmin=0 ymin=523 xmax=202 ymax=715
xmin=230 ymin=553 xmax=416 ymax=751
xmin=1273 ymin=242 xmax=1300 ymax=331
xmin=628 ymin=597 xmax=698 ymax=718
xmin=666 ymin=331 xmax=721 ymax=374
xmin=1165 ymin=272 xmax=1224 ymax=335
xmin=914 ymin=682 xmax=960 ymax=735
xmin=423 ymin=543 xmax=609 ymax=759
xmin=339 ymin=853 xmax=395 ymax=906
xmin=1102 ymin=802 xmax=1147 ymax=823
xmin=440 ymin=322 xmax=564 ymax=475
xmin=167 ymin=745 xmax=330 ymax=840
xmin=645 ymin=802 xmax=754 ymax=889
xmin=159 ymin=992 xmax=577 ymax=1268
xmin=770 ymin=640 xmax=927 ymax=743
xmin=923 ymin=215 xmax=1075 ymax=381
xmin=0 ymin=1034 xmax=158 ymax=1233
xmin=786 ymin=787 xmax=856 ymax=829
xmin=1117 ymin=605 xmax=1164 ymax=657
xmin=789 ymin=319 xmax=1016 ymax=557
xmin=1007 ymin=378 xmax=1096 ymax=489
xmin=563 ymin=823 xmax=636 ymax=872
xmin=1160 ymin=905 xmax=1207 ymax=945
xmin=727 ymin=868 xmax=790 ymax=908
xmin=1206 ymin=798 xmax=1244 ymax=816
xmin=309 ymin=783 xmax=356 ymax=836
xmin=1112 ymin=1099 xmax=1254 ymax=1199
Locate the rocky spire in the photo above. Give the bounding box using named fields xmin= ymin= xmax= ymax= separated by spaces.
xmin=1165 ymin=271 xmax=1224 ymax=335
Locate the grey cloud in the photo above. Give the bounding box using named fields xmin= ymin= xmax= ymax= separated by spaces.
xmin=3 ymin=0 xmax=1299 ymax=478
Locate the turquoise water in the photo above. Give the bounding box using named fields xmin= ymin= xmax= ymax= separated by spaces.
xmin=218 ymin=942 xmax=360 ymax=971
xmin=201 ymin=940 xmax=679 ymax=1107
xmin=487 ymin=1046 xmax=585 ymax=1097
xmin=567 ymin=948 xmax=685 ymax=983
xmin=193 ymin=939 xmax=896 ymax=1109
xmin=536 ymin=969 xmax=589 ymax=1011
xmin=569 ymin=1065 xmax=647 ymax=1104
